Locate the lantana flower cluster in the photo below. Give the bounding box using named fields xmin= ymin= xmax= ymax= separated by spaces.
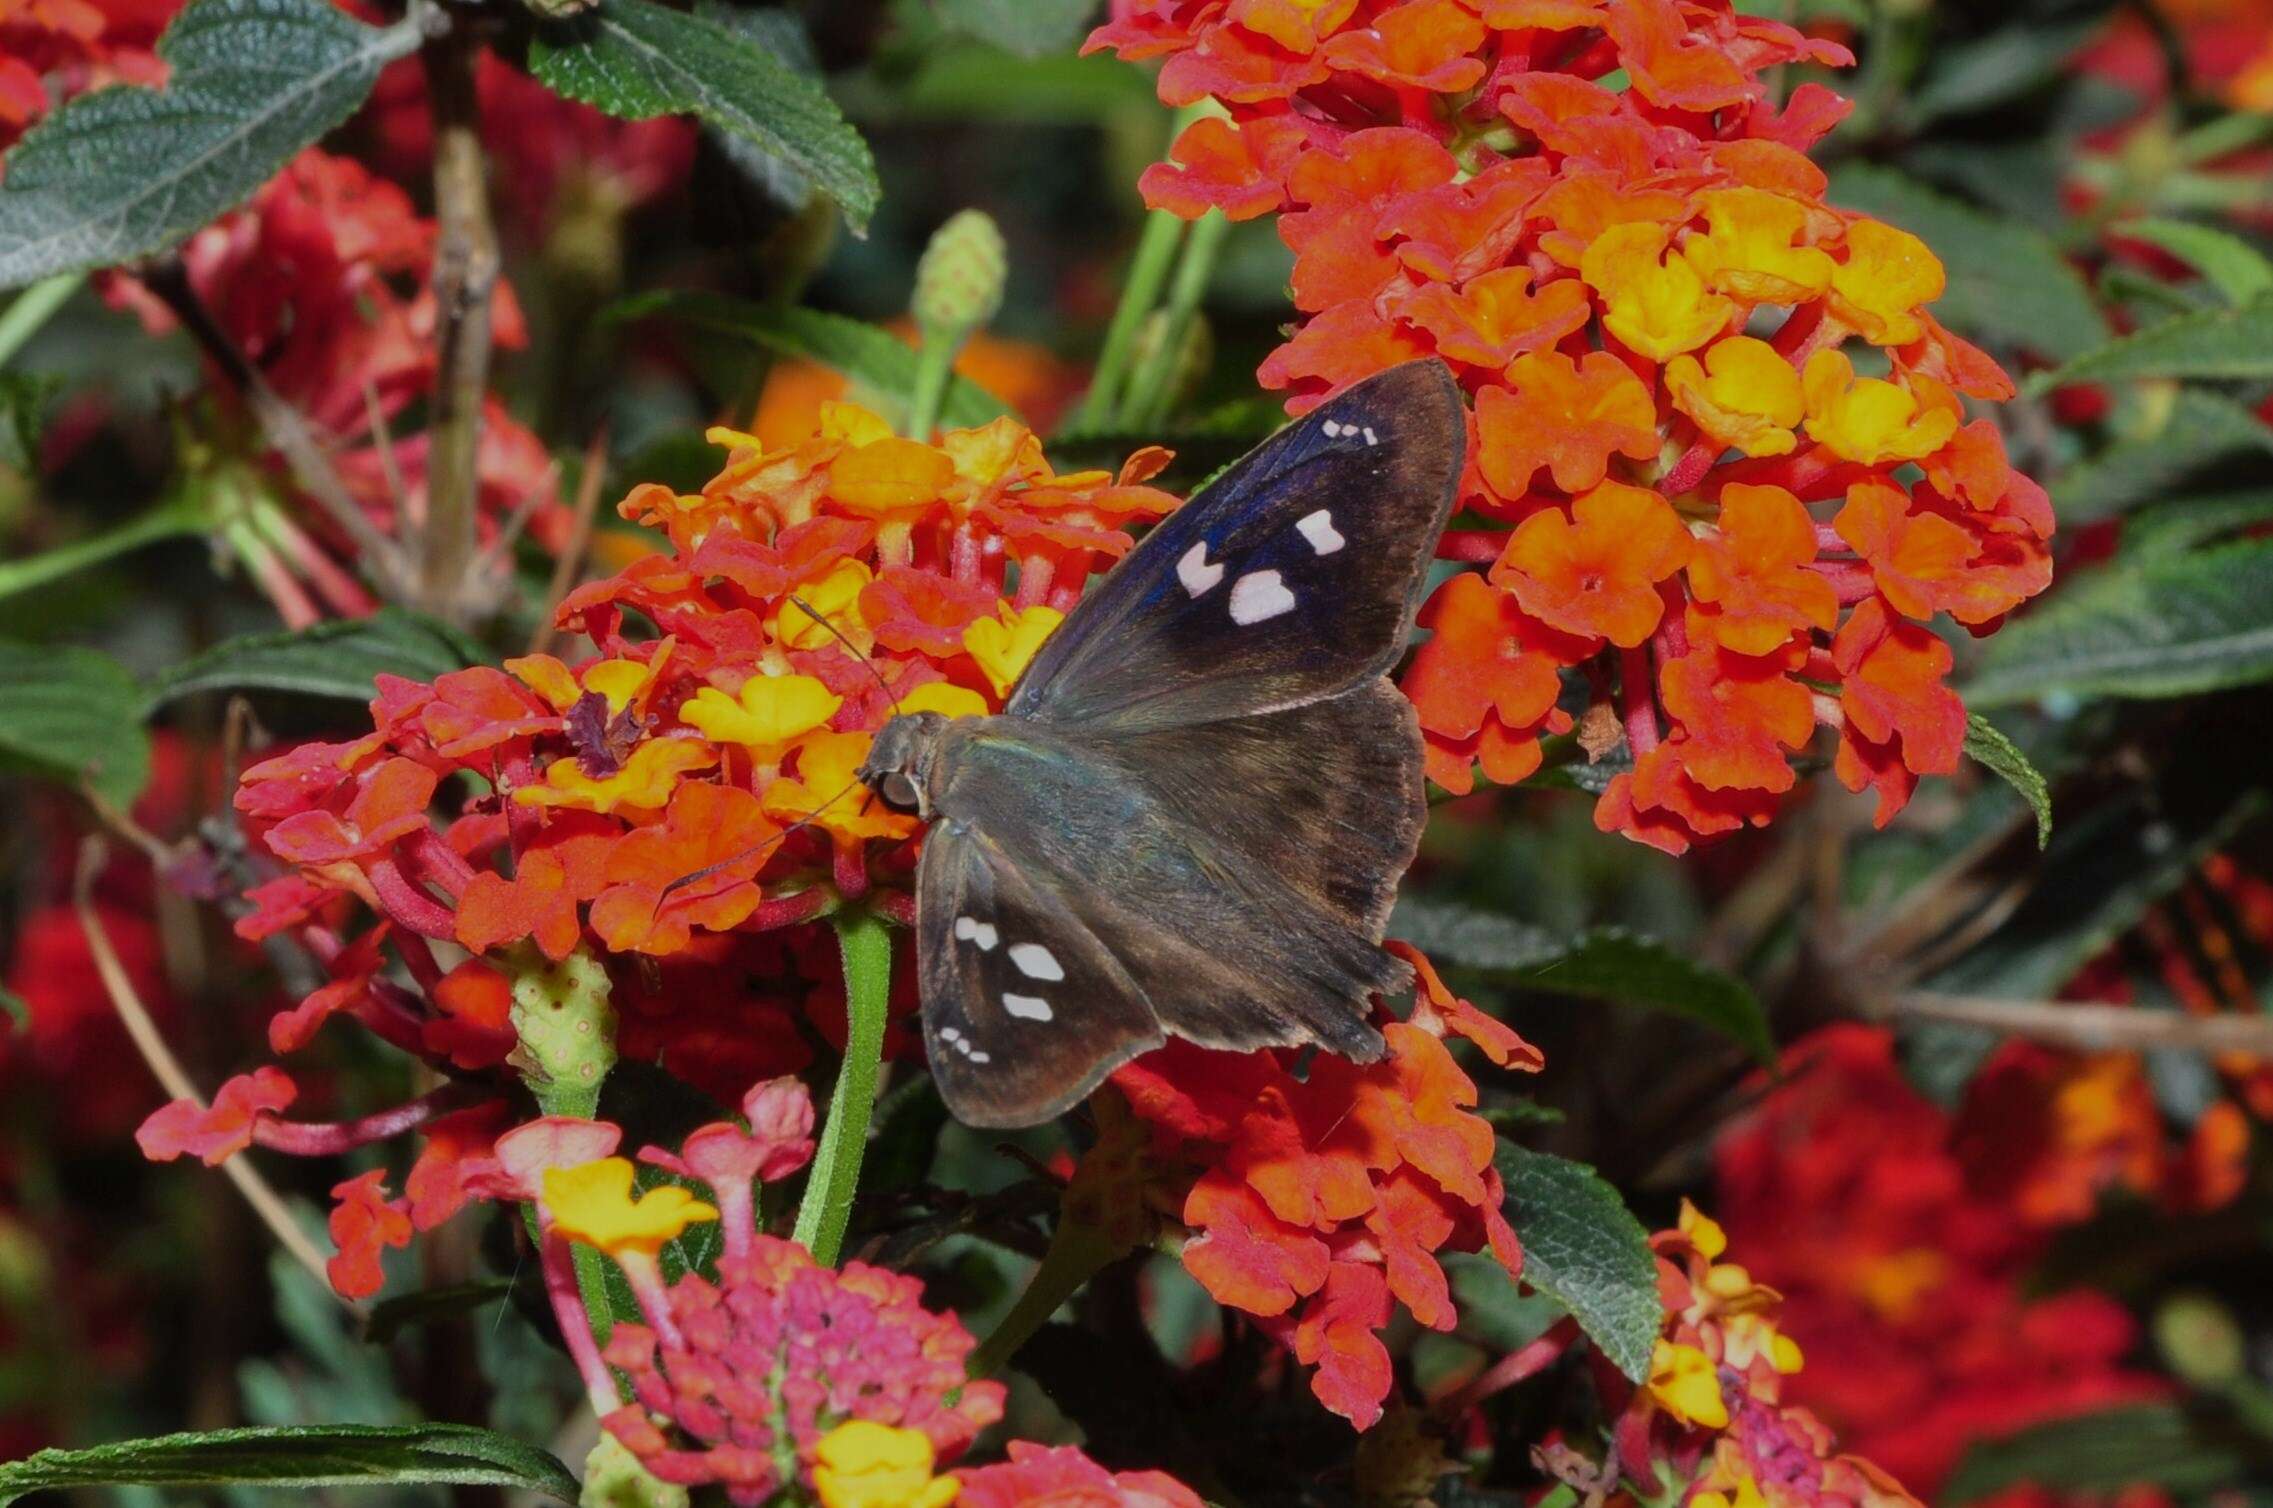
xmin=1091 ymin=943 xmax=1543 ymax=1429
xmin=1620 ymin=1203 xmax=1919 ymax=1508
xmin=135 ymin=405 xmax=1177 ymax=1293
xmin=1092 ymin=0 xmax=2055 ymax=851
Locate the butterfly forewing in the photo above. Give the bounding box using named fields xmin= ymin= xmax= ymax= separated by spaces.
xmin=916 ymin=816 xmax=1164 ymax=1128
xmin=1008 ymin=360 xmax=1464 ymax=732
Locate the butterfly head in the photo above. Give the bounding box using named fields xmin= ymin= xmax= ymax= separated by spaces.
xmin=858 ymin=711 xmax=953 ymax=818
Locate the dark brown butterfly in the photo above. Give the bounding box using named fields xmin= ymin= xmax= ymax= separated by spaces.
xmin=858 ymin=359 xmax=1465 ymax=1128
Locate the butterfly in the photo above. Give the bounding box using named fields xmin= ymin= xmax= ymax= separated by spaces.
xmin=858 ymin=359 xmax=1466 ymax=1128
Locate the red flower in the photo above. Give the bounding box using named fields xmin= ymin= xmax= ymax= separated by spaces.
xmin=958 ymin=1442 xmax=1205 ymax=1508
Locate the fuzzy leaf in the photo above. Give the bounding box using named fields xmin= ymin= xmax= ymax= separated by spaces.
xmin=0 ymin=639 xmax=150 ymax=807
xmin=1944 ymin=1404 xmax=2266 ymax=1504
xmin=1494 ymin=1145 xmax=1659 ymax=1383
xmin=1967 ymin=535 xmax=2273 ymax=704
xmin=930 ymin=0 xmax=1100 ymax=59
xmin=1827 ymin=165 xmax=2109 ymax=361
xmin=606 ymin=290 xmax=1011 ymax=428
xmin=2054 ymin=389 xmax=2273 ymax=526
xmin=0 ymin=0 xmax=419 ymax=287
xmin=1962 ymin=715 xmax=2052 ymax=849
xmin=529 ymin=0 xmax=879 ymax=231
xmin=143 ymin=609 xmax=490 ymax=710
xmin=0 ymin=1424 xmax=580 ymax=1504
xmin=2030 ymin=290 xmax=2273 ymax=391
xmin=2117 ymin=219 xmax=2273 ymax=305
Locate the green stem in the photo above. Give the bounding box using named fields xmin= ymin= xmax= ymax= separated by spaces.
xmin=0 ymin=273 xmax=82 ymax=370
xmin=969 ymin=1218 xmax=1123 ymax=1377
xmin=1072 ymin=208 xmax=1187 ymax=436
xmin=1122 ymin=208 xmax=1232 ymax=432
xmin=903 ymin=329 xmax=959 ymax=441
xmin=0 ymin=498 xmax=205 ymax=602
xmin=792 ymin=909 xmax=893 ymax=1266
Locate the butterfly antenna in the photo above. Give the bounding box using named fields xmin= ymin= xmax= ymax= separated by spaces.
xmin=788 ymin=593 xmax=902 ymax=716
xmin=655 ymin=779 xmax=869 ymax=907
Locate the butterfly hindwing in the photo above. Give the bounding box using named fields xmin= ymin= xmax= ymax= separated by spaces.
xmin=916 ymin=814 xmax=1164 ymax=1128
xmin=1008 ymin=360 xmax=1464 ymax=732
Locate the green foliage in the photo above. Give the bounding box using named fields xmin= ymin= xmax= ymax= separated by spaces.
xmin=928 ymin=0 xmax=1101 ymax=59
xmin=0 ymin=371 xmax=58 ymax=472
xmin=1942 ymin=1403 xmax=2269 ymax=1504
xmin=2116 ymin=219 xmax=2273 ymax=305
xmin=2053 ymin=390 xmax=2273 ymax=526
xmin=1961 ymin=715 xmax=2052 ymax=849
xmin=607 ymin=291 xmax=1011 ymax=428
xmin=530 ymin=0 xmax=880 ymax=232
xmin=2031 ymin=290 xmax=2273 ymax=390
xmin=0 ymin=0 xmax=419 ymax=288
xmin=0 ymin=1424 xmax=581 ymax=1504
xmin=0 ymin=639 xmax=150 ymax=807
xmin=1494 ymin=1145 xmax=1660 ymax=1383
xmin=143 ymin=609 xmax=491 ymax=711
xmin=0 ymin=985 xmax=25 ymax=1034
xmin=361 ymin=1282 xmax=516 ymax=1347
xmin=1826 ymin=164 xmax=2108 ymax=360
xmin=1394 ymin=900 xmax=1773 ymax=1063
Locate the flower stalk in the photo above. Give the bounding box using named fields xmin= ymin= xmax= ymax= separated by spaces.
xmin=791 ymin=909 xmax=894 ymax=1266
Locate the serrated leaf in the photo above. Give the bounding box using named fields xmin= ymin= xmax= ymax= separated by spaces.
xmin=1962 ymin=715 xmax=2051 ymax=849
xmin=606 ymin=291 xmax=1011 ymax=428
xmin=1967 ymin=535 xmax=2273 ymax=704
xmin=1827 ymin=165 xmax=2109 ymax=361
xmin=2116 ymin=219 xmax=2273 ymax=305
xmin=931 ymin=0 xmax=1099 ymax=59
xmin=1494 ymin=1146 xmax=1659 ymax=1383
xmin=0 ymin=639 xmax=149 ymax=807
xmin=143 ymin=608 xmax=489 ymax=710
xmin=2029 ymin=289 xmax=2273 ymax=391
xmin=0 ymin=1424 xmax=579 ymax=1504
xmin=1943 ymin=1403 xmax=2266 ymax=1504
xmin=0 ymin=0 xmax=419 ymax=288
xmin=2054 ymin=389 xmax=2273 ymax=526
xmin=530 ymin=0 xmax=878 ymax=231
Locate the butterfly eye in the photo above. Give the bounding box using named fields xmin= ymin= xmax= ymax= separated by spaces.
xmin=876 ymin=771 xmax=924 ymax=814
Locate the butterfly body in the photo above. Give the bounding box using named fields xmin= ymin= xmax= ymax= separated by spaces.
xmin=859 ymin=360 xmax=1465 ymax=1128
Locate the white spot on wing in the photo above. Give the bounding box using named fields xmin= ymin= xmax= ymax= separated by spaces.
xmin=1296 ymin=509 xmax=1346 ymax=556
xmin=1321 ymin=419 xmax=1343 ymax=437
xmin=969 ymin=1050 xmax=990 ymax=1063
xmin=1177 ymin=541 xmax=1224 ymax=598
xmin=954 ymin=916 xmax=998 ymax=950
xmin=1363 ymin=426 xmax=1379 ymax=446
xmin=1229 ymin=570 xmax=1296 ymax=625
xmin=1008 ymin=943 xmax=1064 ymax=982
xmin=1002 ymin=993 xmax=1054 ymax=1022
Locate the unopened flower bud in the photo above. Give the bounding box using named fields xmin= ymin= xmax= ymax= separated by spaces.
xmin=913 ymin=209 xmax=1007 ymax=344
xmin=509 ymin=949 xmax=618 ymax=1115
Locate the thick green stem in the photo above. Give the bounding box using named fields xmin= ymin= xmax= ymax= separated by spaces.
xmin=0 ymin=498 xmax=205 ymax=602
xmin=902 ymin=335 xmax=958 ymax=442
xmin=1073 ymin=208 xmax=1187 ymax=435
xmin=792 ymin=910 xmax=893 ymax=1266
xmin=512 ymin=951 xmax=625 ymax=1351
xmin=0 ymin=272 xmax=82 ymax=369
xmin=969 ymin=1218 xmax=1124 ymax=1377
xmin=1122 ymin=207 xmax=1231 ymax=431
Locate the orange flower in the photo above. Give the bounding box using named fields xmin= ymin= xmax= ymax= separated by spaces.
xmin=1492 ymin=481 xmax=1693 ymax=646
xmin=1474 ymin=351 xmax=1659 ymax=499
xmin=1686 ymin=483 xmax=1837 ymax=655
xmin=1396 ymin=267 xmax=1592 ymax=375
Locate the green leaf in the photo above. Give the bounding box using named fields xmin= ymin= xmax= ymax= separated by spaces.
xmin=2053 ymin=389 xmax=2273 ymax=526
xmin=1962 ymin=715 xmax=2051 ymax=849
xmin=362 ymin=1281 xmax=516 ymax=1346
xmin=0 ymin=639 xmax=150 ymax=807
xmin=1394 ymin=901 xmax=1773 ymax=1064
xmin=2116 ymin=219 xmax=2273 ymax=305
xmin=0 ymin=1424 xmax=580 ymax=1504
xmin=1905 ymin=18 xmax=2098 ymax=126
xmin=0 ymin=986 xmax=26 ymax=1034
xmin=1494 ymin=1145 xmax=1659 ymax=1384
xmin=0 ymin=0 xmax=419 ymax=288
xmin=0 ymin=371 xmax=59 ymax=472
xmin=606 ymin=291 xmax=1011 ymax=428
xmin=1826 ymin=165 xmax=2109 ymax=361
xmin=143 ymin=608 xmax=489 ymax=711
xmin=530 ymin=0 xmax=879 ymax=232
xmin=0 ymin=496 xmax=207 ymax=603
xmin=1943 ymin=1403 xmax=2266 ymax=1504
xmin=1967 ymin=534 xmax=2273 ymax=704
xmin=930 ymin=0 xmax=1099 ymax=59
xmin=2029 ymin=290 xmax=2273 ymax=391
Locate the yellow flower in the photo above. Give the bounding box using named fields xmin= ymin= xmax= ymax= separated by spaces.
xmin=1682 ymin=189 xmax=1836 ymax=306
xmin=831 ymin=436 xmax=958 ymax=516
xmin=1828 ymin=219 xmax=1945 ymax=346
xmin=763 ymin=731 xmax=917 ymax=842
xmin=1665 ymin=337 xmax=1804 ymax=458
xmin=1649 ymin=1339 xmax=1730 ymax=1430
xmin=963 ymin=604 xmax=1064 ymax=698
xmin=542 ymin=1157 xmax=718 ymax=1258
xmin=819 ymin=402 xmax=894 ymax=448
xmin=1692 ymin=1470 xmax=1770 ymax=1508
xmin=1679 ymin=1199 xmax=1727 ymax=1260
xmin=515 ymin=739 xmax=717 ymax=815
xmin=1581 ymin=221 xmax=1733 ymax=363
xmin=775 ymin=559 xmax=876 ymax=653
xmin=1801 ymin=349 xmax=1959 ymax=465
xmin=898 ymin=681 xmax=989 ymax=720
xmin=1720 ymin=1313 xmax=1805 ymax=1376
xmin=505 ymin=646 xmax=673 ymax=716
xmin=812 ymin=1422 xmax=960 ymax=1508
xmin=681 ymin=673 xmax=842 ymax=753
xmin=940 ymin=416 xmax=1048 ymax=488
